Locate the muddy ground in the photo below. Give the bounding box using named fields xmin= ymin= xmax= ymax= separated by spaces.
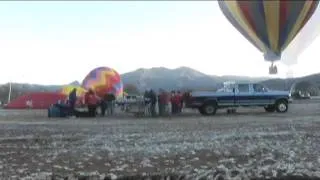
xmin=1 ymin=100 xmax=320 ymax=180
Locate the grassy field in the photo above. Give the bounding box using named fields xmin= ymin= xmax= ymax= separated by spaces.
xmin=0 ymin=100 xmax=320 ymax=179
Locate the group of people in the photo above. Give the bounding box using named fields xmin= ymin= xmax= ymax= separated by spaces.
xmin=49 ymin=87 xmax=190 ymax=118
xmin=82 ymin=88 xmax=117 ymax=117
xmin=49 ymin=88 xmax=116 ymax=118
xmin=144 ymin=89 xmax=186 ymax=117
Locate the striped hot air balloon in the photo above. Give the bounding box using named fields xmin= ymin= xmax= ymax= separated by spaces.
xmin=82 ymin=67 xmax=123 ymax=98
xmin=218 ymin=0 xmax=319 ymax=73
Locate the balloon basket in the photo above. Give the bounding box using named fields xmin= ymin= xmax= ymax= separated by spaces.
xmin=269 ymin=64 xmax=278 ymax=75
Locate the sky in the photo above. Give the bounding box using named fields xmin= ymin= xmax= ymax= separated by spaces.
xmin=0 ymin=1 xmax=319 ymax=85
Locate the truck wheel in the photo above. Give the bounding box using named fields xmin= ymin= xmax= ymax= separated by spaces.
xmin=201 ymin=103 xmax=217 ymax=116
xmin=198 ymin=108 xmax=206 ymax=115
xmin=264 ymin=105 xmax=275 ymax=112
xmin=275 ymin=100 xmax=288 ymax=113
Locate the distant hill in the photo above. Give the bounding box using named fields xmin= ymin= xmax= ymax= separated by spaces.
xmin=121 ymin=66 xmax=269 ymax=91
xmin=0 ymin=67 xmax=319 ymax=103
xmin=0 ymin=83 xmax=64 ymax=104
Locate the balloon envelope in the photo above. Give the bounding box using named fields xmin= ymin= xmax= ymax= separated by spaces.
xmin=218 ymin=0 xmax=319 ymax=62
xmin=82 ymin=67 xmax=123 ymax=97
xmin=59 ymin=85 xmax=87 ymax=97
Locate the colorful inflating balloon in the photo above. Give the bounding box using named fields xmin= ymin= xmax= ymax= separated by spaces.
xmin=82 ymin=67 xmax=123 ymax=97
xmin=282 ymin=7 xmax=320 ymax=66
xmin=218 ymin=0 xmax=319 ymax=71
xmin=59 ymin=85 xmax=87 ymax=97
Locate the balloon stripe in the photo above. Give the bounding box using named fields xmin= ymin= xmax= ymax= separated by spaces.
xmin=264 ymin=0 xmax=280 ymax=53
xmin=301 ymin=1 xmax=318 ymax=26
xmin=284 ymin=1 xmax=314 ymax=50
xmin=218 ymin=1 xmax=262 ymax=51
xmin=220 ymin=0 xmax=267 ymax=52
xmin=226 ymin=1 xmax=265 ymax=50
xmin=239 ymin=1 xmax=271 ymax=49
xmin=279 ymin=2 xmax=306 ymax=49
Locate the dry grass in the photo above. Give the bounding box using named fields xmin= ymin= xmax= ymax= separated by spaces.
xmin=0 ymin=101 xmax=320 ymax=179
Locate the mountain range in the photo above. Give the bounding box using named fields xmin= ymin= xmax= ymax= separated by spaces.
xmin=0 ymin=66 xmax=319 ymax=103
xmin=121 ymin=67 xmax=270 ymax=91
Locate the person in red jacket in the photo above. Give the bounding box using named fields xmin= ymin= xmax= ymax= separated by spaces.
xmin=176 ymin=91 xmax=183 ymax=113
xmin=170 ymin=91 xmax=176 ymax=114
xmin=84 ymin=89 xmax=100 ymax=117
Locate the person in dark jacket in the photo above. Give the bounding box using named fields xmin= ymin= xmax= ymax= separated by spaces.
xmin=170 ymin=91 xmax=176 ymax=114
xmin=144 ymin=90 xmax=151 ymax=115
xmin=144 ymin=90 xmax=150 ymax=104
xmin=177 ymin=91 xmax=183 ymax=113
xmin=106 ymin=93 xmax=116 ymax=115
xmin=149 ymin=89 xmax=157 ymax=117
xmin=100 ymin=94 xmax=108 ymax=116
xmin=68 ymin=88 xmax=77 ymax=116
xmin=158 ymin=93 xmax=163 ymax=116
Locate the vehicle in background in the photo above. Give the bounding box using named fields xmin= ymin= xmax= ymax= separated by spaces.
xmin=291 ymin=91 xmax=311 ymax=99
xmin=185 ymin=82 xmax=292 ymax=116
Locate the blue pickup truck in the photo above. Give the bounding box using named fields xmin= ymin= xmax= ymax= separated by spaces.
xmin=185 ymin=83 xmax=292 ymax=116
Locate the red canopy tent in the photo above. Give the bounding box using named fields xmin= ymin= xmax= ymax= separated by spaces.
xmin=5 ymin=92 xmax=67 ymax=109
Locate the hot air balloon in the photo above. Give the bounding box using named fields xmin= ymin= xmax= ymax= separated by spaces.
xmin=218 ymin=0 xmax=319 ymax=74
xmin=82 ymin=67 xmax=123 ymax=98
xmin=282 ymin=7 xmax=320 ymax=66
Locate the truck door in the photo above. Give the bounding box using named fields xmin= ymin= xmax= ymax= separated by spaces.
xmin=236 ymin=84 xmax=251 ymax=105
xmin=252 ymin=84 xmax=271 ymax=105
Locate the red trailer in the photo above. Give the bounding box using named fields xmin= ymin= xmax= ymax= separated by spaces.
xmin=5 ymin=92 xmax=67 ymax=109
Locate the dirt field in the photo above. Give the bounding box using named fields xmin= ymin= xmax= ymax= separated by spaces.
xmin=1 ymin=100 xmax=320 ymax=179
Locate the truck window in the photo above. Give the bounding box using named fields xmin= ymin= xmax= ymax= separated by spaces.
xmin=238 ymin=84 xmax=249 ymax=92
xmin=253 ymin=84 xmax=265 ymax=92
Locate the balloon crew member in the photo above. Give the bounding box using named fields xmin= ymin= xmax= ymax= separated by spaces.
xmin=162 ymin=90 xmax=170 ymax=116
xmin=177 ymin=91 xmax=183 ymax=113
xmin=170 ymin=91 xmax=177 ymax=114
xmin=106 ymin=93 xmax=116 ymax=116
xmin=100 ymin=94 xmax=108 ymax=116
xmin=144 ymin=90 xmax=151 ymax=116
xmin=68 ymin=88 xmax=77 ymax=116
xmin=173 ymin=91 xmax=180 ymax=114
xmin=149 ymin=89 xmax=157 ymax=117
xmin=85 ymin=89 xmax=100 ymax=117
xmin=157 ymin=92 xmax=163 ymax=116
xmin=182 ymin=91 xmax=190 ymax=112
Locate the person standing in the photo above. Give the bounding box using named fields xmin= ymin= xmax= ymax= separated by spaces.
xmin=144 ymin=90 xmax=151 ymax=116
xmin=163 ymin=90 xmax=171 ymax=117
xmin=157 ymin=93 xmax=162 ymax=116
xmin=158 ymin=89 xmax=164 ymax=116
xmin=177 ymin=91 xmax=183 ymax=113
xmin=149 ymin=89 xmax=157 ymax=117
xmin=100 ymin=94 xmax=108 ymax=116
xmin=106 ymin=93 xmax=116 ymax=115
xmin=170 ymin=91 xmax=176 ymax=114
xmin=85 ymin=89 xmax=99 ymax=117
xmin=68 ymin=88 xmax=77 ymax=116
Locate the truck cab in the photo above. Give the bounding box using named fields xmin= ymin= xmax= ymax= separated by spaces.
xmin=186 ymin=82 xmax=291 ymax=116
